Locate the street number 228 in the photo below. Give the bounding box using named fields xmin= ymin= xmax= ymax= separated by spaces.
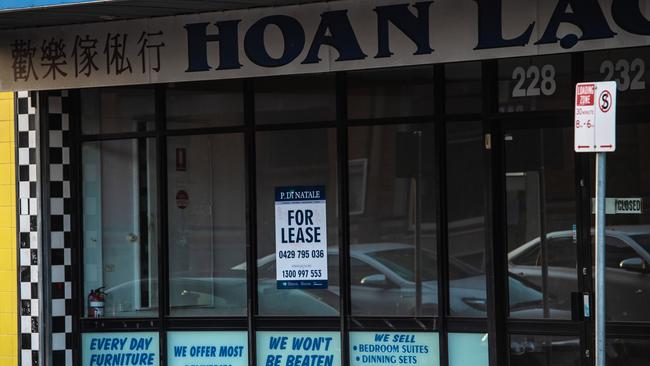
xmin=512 ymin=64 xmax=557 ymax=98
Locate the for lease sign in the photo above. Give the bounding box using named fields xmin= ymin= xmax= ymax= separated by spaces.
xmin=275 ymin=186 xmax=328 ymax=289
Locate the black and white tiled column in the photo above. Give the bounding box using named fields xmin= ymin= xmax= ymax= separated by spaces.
xmin=47 ymin=91 xmax=73 ymax=366
xmin=17 ymin=90 xmax=75 ymax=366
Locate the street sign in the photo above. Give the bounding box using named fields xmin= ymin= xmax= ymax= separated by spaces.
xmin=575 ymin=81 xmax=617 ymax=152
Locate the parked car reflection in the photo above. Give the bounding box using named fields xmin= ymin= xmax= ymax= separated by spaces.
xmin=101 ymin=242 xmax=569 ymax=318
xmin=101 ymin=277 xmax=339 ymax=317
xmin=235 ymin=243 xmax=569 ymax=318
xmin=508 ymin=226 xmax=650 ymax=320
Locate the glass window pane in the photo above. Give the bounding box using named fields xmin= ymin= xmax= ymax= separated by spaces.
xmin=83 ymin=139 xmax=158 ymax=318
xmin=498 ymin=55 xmax=571 ymax=113
xmin=505 ymin=127 xmax=576 ymax=319
xmin=606 ymin=338 xmax=650 ymax=365
xmin=167 ymin=134 xmax=246 ymax=316
xmin=446 ymin=62 xmax=481 ymax=114
xmin=347 ymin=66 xmax=434 ymax=119
xmin=81 ymin=87 xmax=155 ymax=134
xmin=448 ymin=333 xmax=488 ymax=366
xmin=446 ymin=121 xmax=487 ymax=317
xmin=255 ymin=74 xmax=336 ymax=124
xmin=348 ymin=123 xmax=437 ymax=316
xmin=584 ymin=48 xmax=650 ymax=107
xmin=510 ymin=335 xmax=580 ymax=366
xmin=590 ymin=123 xmax=650 ymax=321
xmin=167 ymin=81 xmax=244 ymax=129
xmin=256 ymin=129 xmax=339 ymax=316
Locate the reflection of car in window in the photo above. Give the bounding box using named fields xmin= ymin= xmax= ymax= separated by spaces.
xmin=236 ymin=243 xmax=569 ymax=318
xmin=508 ymin=226 xmax=650 ymax=321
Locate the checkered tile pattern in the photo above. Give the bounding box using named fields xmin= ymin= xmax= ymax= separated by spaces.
xmin=17 ymin=91 xmax=39 ymax=366
xmin=17 ymin=90 xmax=74 ymax=366
xmin=47 ymin=91 xmax=73 ymax=366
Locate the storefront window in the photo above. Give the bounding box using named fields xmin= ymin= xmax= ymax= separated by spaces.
xmin=255 ymin=129 xmax=339 ymax=316
xmin=255 ymin=74 xmax=336 ymax=125
xmin=606 ymin=338 xmax=650 ymax=365
xmin=509 ymin=335 xmax=580 ymax=366
xmin=446 ymin=62 xmax=481 ymax=114
xmin=167 ymin=134 xmax=246 ymax=316
xmin=82 ymin=139 xmax=158 ymax=318
xmin=348 ymin=123 xmax=436 ymax=316
xmin=590 ymin=123 xmax=650 ymax=322
xmin=448 ymin=333 xmax=488 ymax=366
xmin=505 ymin=127 xmax=576 ymax=319
xmin=166 ymin=81 xmax=244 ymax=129
xmin=81 ymin=87 xmax=155 ymax=134
xmin=446 ymin=121 xmax=487 ymax=317
xmin=347 ymin=66 xmax=434 ymax=119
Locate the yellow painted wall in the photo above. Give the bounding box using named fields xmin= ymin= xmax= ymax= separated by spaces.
xmin=0 ymin=92 xmax=17 ymax=365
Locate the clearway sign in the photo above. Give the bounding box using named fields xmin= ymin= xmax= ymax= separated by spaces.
xmin=574 ymin=81 xmax=617 ymax=153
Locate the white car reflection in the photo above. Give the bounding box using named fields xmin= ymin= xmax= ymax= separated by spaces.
xmin=234 ymin=243 xmax=569 ymax=318
xmin=508 ymin=226 xmax=650 ymax=320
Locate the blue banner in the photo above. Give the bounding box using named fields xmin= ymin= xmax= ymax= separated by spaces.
xmin=83 ymin=332 xmax=159 ymax=366
xmin=257 ymin=331 xmax=341 ymax=366
xmin=167 ymin=331 xmax=248 ymax=366
xmin=0 ymin=0 xmax=100 ymax=10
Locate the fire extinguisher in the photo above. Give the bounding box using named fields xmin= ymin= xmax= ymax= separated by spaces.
xmin=88 ymin=287 xmax=105 ymax=318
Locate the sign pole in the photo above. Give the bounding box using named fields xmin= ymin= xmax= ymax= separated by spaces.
xmin=595 ymin=152 xmax=606 ymax=366
xmin=575 ymin=80 xmax=616 ymax=366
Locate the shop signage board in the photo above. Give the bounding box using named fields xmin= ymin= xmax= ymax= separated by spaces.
xmin=82 ymin=332 xmax=159 ymax=366
xmin=257 ymin=331 xmax=341 ymax=366
xmin=575 ymin=81 xmax=617 ymax=152
xmin=275 ymin=186 xmax=328 ymax=289
xmin=3 ymin=0 xmax=650 ymax=91
xmin=349 ymin=332 xmax=439 ymax=366
xmin=167 ymin=331 xmax=248 ymax=366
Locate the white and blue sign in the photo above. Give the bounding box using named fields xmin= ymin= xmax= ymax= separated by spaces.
xmin=275 ymin=186 xmax=328 ymax=289
xmin=167 ymin=331 xmax=248 ymax=366
xmin=257 ymin=331 xmax=341 ymax=366
xmin=83 ymin=332 xmax=159 ymax=366
xmin=350 ymin=332 xmax=439 ymax=366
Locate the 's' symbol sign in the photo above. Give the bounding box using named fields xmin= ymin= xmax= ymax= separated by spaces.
xmin=599 ymin=90 xmax=612 ymax=113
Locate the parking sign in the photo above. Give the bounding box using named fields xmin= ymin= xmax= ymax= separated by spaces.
xmin=575 ymin=81 xmax=616 ymax=152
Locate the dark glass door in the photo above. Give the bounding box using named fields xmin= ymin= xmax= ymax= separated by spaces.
xmin=502 ymin=124 xmax=584 ymax=366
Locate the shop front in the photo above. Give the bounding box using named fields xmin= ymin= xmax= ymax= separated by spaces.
xmin=3 ymin=1 xmax=650 ymax=365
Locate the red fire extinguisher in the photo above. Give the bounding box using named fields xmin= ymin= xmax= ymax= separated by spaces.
xmin=88 ymin=287 xmax=105 ymax=318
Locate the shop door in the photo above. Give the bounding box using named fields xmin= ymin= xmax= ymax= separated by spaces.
xmin=502 ymin=124 xmax=586 ymax=366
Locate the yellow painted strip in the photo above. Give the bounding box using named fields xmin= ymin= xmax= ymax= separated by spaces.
xmin=0 ymin=92 xmax=16 ymax=363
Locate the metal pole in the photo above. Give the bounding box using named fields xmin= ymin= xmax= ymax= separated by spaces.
xmin=595 ymin=152 xmax=606 ymax=366
xmin=414 ymin=130 xmax=422 ymax=316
